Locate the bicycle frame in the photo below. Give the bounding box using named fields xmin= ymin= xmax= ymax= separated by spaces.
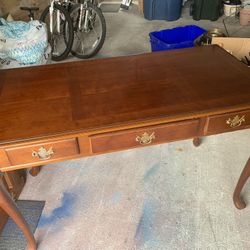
xmin=78 ymin=0 xmax=96 ymax=32
xmin=49 ymin=0 xmax=56 ymax=34
xmin=48 ymin=0 xmax=97 ymax=36
xmin=49 ymin=0 xmax=66 ymax=34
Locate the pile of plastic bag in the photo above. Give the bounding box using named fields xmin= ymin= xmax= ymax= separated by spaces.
xmin=0 ymin=18 xmax=50 ymax=69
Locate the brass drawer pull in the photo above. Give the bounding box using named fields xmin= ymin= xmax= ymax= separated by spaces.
xmin=136 ymin=132 xmax=155 ymax=145
xmin=226 ymin=115 xmax=246 ymax=128
xmin=32 ymin=147 xmax=54 ymax=160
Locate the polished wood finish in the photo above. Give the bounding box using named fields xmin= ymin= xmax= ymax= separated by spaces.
xmin=5 ymin=138 xmax=80 ymax=166
xmin=0 ymin=46 xmax=250 ymax=249
xmin=77 ymin=136 xmax=92 ymax=156
xmin=0 ymin=46 xmax=250 ymax=146
xmin=0 ymin=182 xmax=36 ymax=250
xmin=0 ymin=46 xmax=249 ymax=169
xmin=91 ymin=119 xmax=199 ymax=153
xmin=207 ymin=110 xmax=250 ymax=135
xmin=233 ymin=158 xmax=250 ymax=209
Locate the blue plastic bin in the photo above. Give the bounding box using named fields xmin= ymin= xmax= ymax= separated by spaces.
xmin=149 ymin=25 xmax=207 ymax=52
xmin=144 ymin=0 xmax=183 ymax=21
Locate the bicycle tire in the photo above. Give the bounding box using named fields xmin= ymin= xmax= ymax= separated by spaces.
xmin=70 ymin=3 xmax=106 ymax=59
xmin=40 ymin=4 xmax=74 ymax=61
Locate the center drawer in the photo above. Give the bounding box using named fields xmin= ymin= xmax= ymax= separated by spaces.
xmin=91 ymin=119 xmax=200 ymax=154
xmin=5 ymin=138 xmax=80 ymax=166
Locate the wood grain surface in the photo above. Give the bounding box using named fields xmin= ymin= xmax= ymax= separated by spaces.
xmin=1 ymin=45 xmax=250 ymax=250
xmin=0 ymin=46 xmax=250 ymax=145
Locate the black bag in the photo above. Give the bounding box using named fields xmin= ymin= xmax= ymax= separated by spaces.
xmin=190 ymin=0 xmax=224 ymax=21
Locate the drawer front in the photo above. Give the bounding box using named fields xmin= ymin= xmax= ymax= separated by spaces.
xmin=5 ymin=138 xmax=80 ymax=166
xmin=91 ymin=120 xmax=199 ymax=154
xmin=207 ymin=110 xmax=250 ymax=135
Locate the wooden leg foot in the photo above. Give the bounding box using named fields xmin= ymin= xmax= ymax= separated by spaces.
xmin=233 ymin=196 xmax=246 ymax=210
xmin=0 ymin=182 xmax=36 ymax=250
xmin=29 ymin=166 xmax=42 ymax=177
xmin=233 ymin=158 xmax=250 ymax=210
xmin=193 ymin=137 xmax=202 ymax=147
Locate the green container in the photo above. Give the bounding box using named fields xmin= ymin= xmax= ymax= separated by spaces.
xmin=191 ymin=0 xmax=223 ymax=21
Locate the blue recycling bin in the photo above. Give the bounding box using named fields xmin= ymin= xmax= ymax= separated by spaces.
xmin=149 ymin=25 xmax=207 ymax=52
xmin=144 ymin=0 xmax=183 ymax=21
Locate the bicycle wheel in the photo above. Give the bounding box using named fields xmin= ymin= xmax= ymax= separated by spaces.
xmin=70 ymin=2 xmax=106 ymax=59
xmin=40 ymin=4 xmax=74 ymax=61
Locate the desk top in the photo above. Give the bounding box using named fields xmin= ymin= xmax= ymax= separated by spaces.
xmin=0 ymin=46 xmax=250 ymax=145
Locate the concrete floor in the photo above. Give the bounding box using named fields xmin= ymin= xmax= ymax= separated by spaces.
xmin=19 ymin=3 xmax=250 ymax=250
xmin=60 ymin=1 xmax=250 ymax=62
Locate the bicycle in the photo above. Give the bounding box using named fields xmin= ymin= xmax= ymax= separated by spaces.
xmin=21 ymin=2 xmax=74 ymax=61
xmin=22 ymin=0 xmax=106 ymax=61
xmin=68 ymin=0 xmax=106 ymax=59
xmin=40 ymin=0 xmax=74 ymax=61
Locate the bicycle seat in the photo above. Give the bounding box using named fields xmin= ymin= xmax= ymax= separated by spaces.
xmin=20 ymin=7 xmax=39 ymax=12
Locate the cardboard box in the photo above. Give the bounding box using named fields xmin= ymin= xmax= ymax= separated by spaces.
xmin=138 ymin=0 xmax=144 ymax=14
xmin=212 ymin=37 xmax=250 ymax=64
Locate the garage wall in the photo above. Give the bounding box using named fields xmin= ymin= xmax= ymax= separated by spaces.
xmin=0 ymin=0 xmax=49 ymax=19
xmin=0 ymin=0 xmax=138 ymax=19
xmin=0 ymin=0 xmax=20 ymax=16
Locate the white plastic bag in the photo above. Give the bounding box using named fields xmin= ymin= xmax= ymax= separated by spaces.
xmin=0 ymin=18 xmax=48 ymax=64
xmin=0 ymin=45 xmax=51 ymax=69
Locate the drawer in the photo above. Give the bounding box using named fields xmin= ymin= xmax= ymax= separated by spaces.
xmin=91 ymin=119 xmax=199 ymax=154
xmin=5 ymin=138 xmax=80 ymax=166
xmin=207 ymin=110 xmax=250 ymax=135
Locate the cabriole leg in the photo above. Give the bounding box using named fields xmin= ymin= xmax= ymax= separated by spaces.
xmin=233 ymin=158 xmax=250 ymax=210
xmin=0 ymin=180 xmax=36 ymax=250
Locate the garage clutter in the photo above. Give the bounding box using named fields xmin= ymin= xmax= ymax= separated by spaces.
xmin=144 ymin=0 xmax=183 ymax=21
xmin=143 ymin=0 xmax=250 ymax=24
xmin=240 ymin=6 xmax=250 ymax=25
xmin=149 ymin=25 xmax=250 ymax=66
xmin=0 ymin=18 xmax=50 ymax=69
xmin=145 ymin=0 xmax=250 ymax=66
xmin=224 ymin=0 xmax=242 ymax=16
xmin=212 ymin=37 xmax=250 ymax=65
xmin=149 ymin=25 xmax=207 ymax=52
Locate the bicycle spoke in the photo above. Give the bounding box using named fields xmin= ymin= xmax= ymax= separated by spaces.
xmin=89 ymin=19 xmax=100 ymax=42
xmin=74 ymin=33 xmax=86 ymax=54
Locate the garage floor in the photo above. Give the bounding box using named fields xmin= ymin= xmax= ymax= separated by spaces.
xmin=19 ymin=3 xmax=250 ymax=250
xmin=60 ymin=2 xmax=250 ymax=61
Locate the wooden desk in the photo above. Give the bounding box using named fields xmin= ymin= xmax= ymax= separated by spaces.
xmin=0 ymin=46 xmax=250 ymax=250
